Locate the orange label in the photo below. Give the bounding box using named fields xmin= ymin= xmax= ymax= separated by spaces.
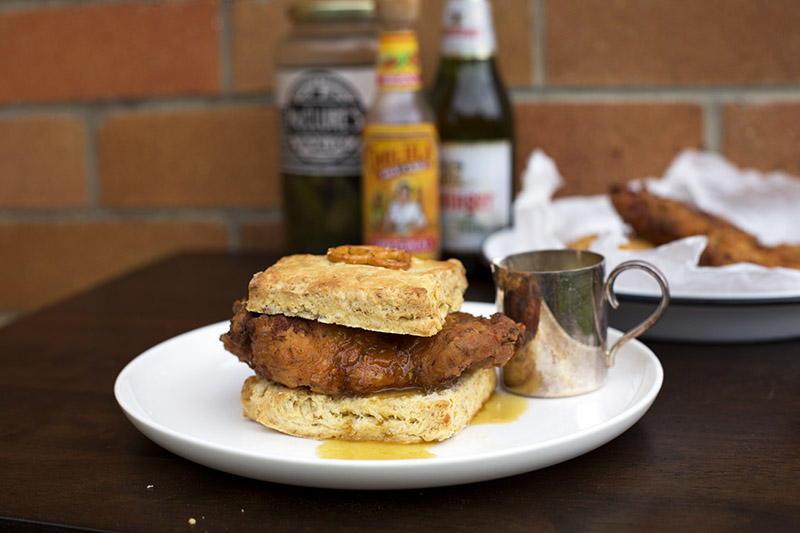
xmin=362 ymin=123 xmax=440 ymax=259
xmin=376 ymin=31 xmax=422 ymax=91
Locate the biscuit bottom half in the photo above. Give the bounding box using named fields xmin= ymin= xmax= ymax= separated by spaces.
xmin=240 ymin=369 xmax=497 ymax=444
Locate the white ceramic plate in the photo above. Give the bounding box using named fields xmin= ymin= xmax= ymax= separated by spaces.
xmin=484 ymin=228 xmax=800 ymax=342
xmin=114 ymin=302 xmax=663 ymax=490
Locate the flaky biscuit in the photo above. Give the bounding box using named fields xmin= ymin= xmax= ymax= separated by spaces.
xmin=240 ymin=368 xmax=496 ymax=443
xmin=245 ymin=253 xmax=467 ymax=336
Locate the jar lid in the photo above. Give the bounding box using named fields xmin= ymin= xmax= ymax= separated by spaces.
xmin=289 ymin=0 xmax=375 ymax=22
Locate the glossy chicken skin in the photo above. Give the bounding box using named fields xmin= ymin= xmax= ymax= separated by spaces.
xmin=221 ymin=300 xmax=524 ymax=395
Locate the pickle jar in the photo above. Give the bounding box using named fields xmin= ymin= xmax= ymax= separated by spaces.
xmin=275 ymin=0 xmax=377 ymax=254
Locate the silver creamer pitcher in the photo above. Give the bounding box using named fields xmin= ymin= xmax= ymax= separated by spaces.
xmin=492 ymin=249 xmax=669 ymax=397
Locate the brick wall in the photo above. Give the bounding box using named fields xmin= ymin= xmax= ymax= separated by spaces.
xmin=2 ymin=0 xmax=799 ymax=324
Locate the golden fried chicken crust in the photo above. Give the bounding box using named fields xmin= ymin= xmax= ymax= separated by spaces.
xmin=610 ymin=184 xmax=800 ymax=269
xmin=221 ymin=300 xmax=525 ymax=396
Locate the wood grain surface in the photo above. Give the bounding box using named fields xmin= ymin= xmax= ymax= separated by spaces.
xmin=0 ymin=252 xmax=798 ymax=532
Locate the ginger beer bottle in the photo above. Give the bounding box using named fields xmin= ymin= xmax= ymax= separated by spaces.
xmin=431 ymin=0 xmax=514 ymax=276
xmin=361 ymin=0 xmax=441 ymax=259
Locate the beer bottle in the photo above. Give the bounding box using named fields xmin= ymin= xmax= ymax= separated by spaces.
xmin=361 ymin=0 xmax=441 ymax=259
xmin=431 ymin=0 xmax=514 ymax=276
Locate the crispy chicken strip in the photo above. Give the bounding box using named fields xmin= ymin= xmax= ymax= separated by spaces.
xmin=221 ymin=300 xmax=524 ymax=395
xmin=609 ymin=184 xmax=800 ymax=269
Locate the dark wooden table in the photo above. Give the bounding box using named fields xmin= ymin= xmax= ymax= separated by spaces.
xmin=1 ymin=252 xmax=798 ymax=532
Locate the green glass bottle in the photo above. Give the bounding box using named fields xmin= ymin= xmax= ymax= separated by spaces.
xmin=430 ymin=0 xmax=514 ymax=278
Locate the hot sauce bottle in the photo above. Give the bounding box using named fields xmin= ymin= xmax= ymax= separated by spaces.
xmin=361 ymin=0 xmax=440 ymax=259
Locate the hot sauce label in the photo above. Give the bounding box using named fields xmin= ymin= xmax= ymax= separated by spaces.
xmin=362 ymin=123 xmax=440 ymax=258
xmin=376 ymin=31 xmax=422 ymax=91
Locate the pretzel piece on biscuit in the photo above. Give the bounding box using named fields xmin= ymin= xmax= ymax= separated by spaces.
xmin=326 ymin=245 xmax=412 ymax=270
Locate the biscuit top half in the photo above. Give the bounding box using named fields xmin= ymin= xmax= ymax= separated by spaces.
xmin=246 ymin=253 xmax=467 ymax=337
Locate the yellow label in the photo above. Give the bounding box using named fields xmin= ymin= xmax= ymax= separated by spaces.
xmin=376 ymin=30 xmax=422 ymax=91
xmin=362 ymin=123 xmax=440 ymax=258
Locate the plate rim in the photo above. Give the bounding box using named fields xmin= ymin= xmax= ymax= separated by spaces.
xmin=114 ymin=304 xmax=664 ymax=489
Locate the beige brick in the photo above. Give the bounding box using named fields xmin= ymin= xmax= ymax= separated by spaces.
xmin=0 ymin=115 xmax=88 ymax=208
xmin=547 ymin=0 xmax=800 ymax=86
xmin=514 ymin=102 xmax=704 ymax=196
xmin=0 ymin=0 xmax=220 ymax=103
xmin=724 ymin=103 xmax=800 ymax=177
xmin=96 ymin=106 xmax=280 ymax=208
xmin=0 ymin=219 xmax=228 ymax=311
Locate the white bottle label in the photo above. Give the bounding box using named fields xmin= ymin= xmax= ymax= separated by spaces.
xmin=441 ymin=141 xmax=512 ymax=251
xmin=440 ymin=0 xmax=497 ymax=59
xmin=276 ymin=67 xmax=376 ymax=176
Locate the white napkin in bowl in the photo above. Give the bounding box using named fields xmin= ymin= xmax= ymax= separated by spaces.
xmin=497 ymin=149 xmax=800 ymax=298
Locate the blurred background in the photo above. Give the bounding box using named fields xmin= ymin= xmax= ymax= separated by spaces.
xmin=1 ymin=0 xmax=799 ymax=326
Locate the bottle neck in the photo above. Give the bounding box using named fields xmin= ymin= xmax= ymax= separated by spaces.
xmin=376 ymin=29 xmax=422 ymax=92
xmin=439 ymin=0 xmax=497 ymax=60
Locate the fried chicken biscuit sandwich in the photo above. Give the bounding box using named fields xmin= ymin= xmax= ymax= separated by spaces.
xmin=221 ymin=245 xmax=525 ymax=444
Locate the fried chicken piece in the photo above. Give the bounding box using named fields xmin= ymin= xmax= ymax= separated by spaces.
xmin=221 ymin=300 xmax=524 ymax=395
xmin=609 ymin=184 xmax=800 ymax=269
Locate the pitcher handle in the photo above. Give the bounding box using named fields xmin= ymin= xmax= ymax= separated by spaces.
xmin=603 ymin=260 xmax=670 ymax=366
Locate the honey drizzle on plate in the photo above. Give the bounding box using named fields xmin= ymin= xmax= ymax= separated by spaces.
xmin=469 ymin=390 xmax=529 ymax=425
xmin=315 ymin=391 xmax=528 ymax=460
xmin=316 ymin=440 xmax=436 ymax=460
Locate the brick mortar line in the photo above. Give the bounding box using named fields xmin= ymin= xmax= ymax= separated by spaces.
xmin=0 ymin=95 xmax=275 ymax=117
xmin=82 ymin=108 xmax=102 ymax=207
xmin=0 ymin=0 xmax=177 ymax=12
xmin=510 ymin=87 xmax=800 ymax=103
xmin=226 ymin=218 xmax=242 ymax=253
xmin=532 ymin=0 xmax=545 ymax=87
xmin=716 ymin=102 xmax=727 ymax=155
xmin=218 ymin=0 xmax=233 ymax=96
xmin=2 ymin=87 xmax=800 ymax=117
xmin=0 ymin=208 xmax=282 ymax=224
xmin=703 ymin=102 xmax=723 ymax=153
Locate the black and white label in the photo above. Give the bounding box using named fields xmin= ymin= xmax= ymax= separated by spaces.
xmin=277 ymin=67 xmax=375 ymax=176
